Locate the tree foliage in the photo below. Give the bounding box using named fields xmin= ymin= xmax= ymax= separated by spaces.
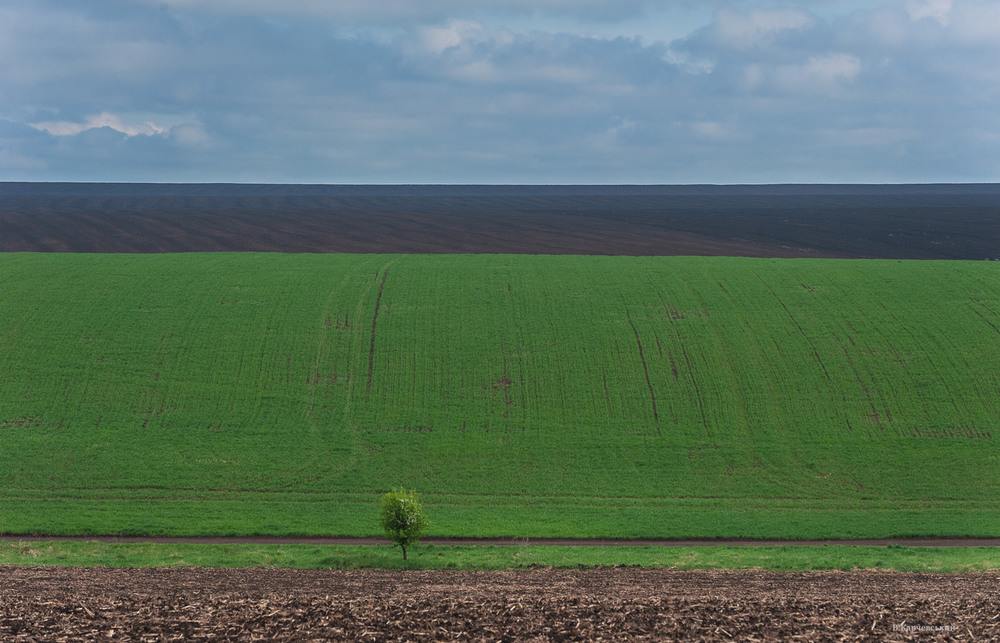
xmin=379 ymin=488 xmax=429 ymax=560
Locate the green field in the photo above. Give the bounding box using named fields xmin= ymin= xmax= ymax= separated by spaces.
xmin=1 ymin=253 xmax=998 ymax=539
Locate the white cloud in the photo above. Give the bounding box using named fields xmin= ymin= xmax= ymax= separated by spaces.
xmin=862 ymin=8 xmax=912 ymax=47
xmin=737 ymin=53 xmax=861 ymax=96
xmin=442 ymin=59 xmax=597 ymax=85
xmin=169 ymin=122 xmax=212 ymax=148
xmin=417 ymin=19 xmax=497 ymax=54
xmin=948 ymin=1 xmax=1000 ymax=43
xmin=143 ymin=0 xmax=658 ymax=22
xmin=664 ymin=48 xmax=714 ymax=75
xmin=29 ymin=112 xmax=168 ymax=137
xmin=711 ymin=7 xmax=814 ymax=50
xmin=775 ymin=53 xmax=861 ymax=93
xmin=605 ymin=117 xmax=637 ymax=139
xmin=906 ymin=0 xmax=952 ymax=25
xmin=690 ymin=120 xmax=732 ymax=140
xmin=403 ymin=20 xmax=652 ymax=87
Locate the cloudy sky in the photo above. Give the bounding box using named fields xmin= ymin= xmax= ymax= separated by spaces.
xmin=2 ymin=0 xmax=998 ymax=184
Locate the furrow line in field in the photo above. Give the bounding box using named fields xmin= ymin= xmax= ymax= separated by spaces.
xmin=755 ymin=274 xmax=832 ymax=381
xmin=877 ymin=301 xmax=965 ymax=420
xmin=652 ymin=292 xmax=680 ymax=381
xmin=840 ymin=346 xmax=885 ymax=432
xmin=968 ymin=303 xmax=1000 ymax=336
xmin=648 ymin=327 xmax=678 ymax=425
xmin=655 ymin=287 xmax=710 ymax=435
xmin=666 ymin=319 xmax=710 ymax=438
xmin=366 ymin=269 xmax=389 ymax=395
xmin=624 ymin=307 xmax=660 ymax=431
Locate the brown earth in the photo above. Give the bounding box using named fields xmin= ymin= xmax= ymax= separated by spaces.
xmin=3 ymin=184 xmax=998 ymax=258
xmin=2 ymin=566 xmax=997 ymax=641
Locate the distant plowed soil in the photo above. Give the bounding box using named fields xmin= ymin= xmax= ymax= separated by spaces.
xmin=4 ymin=185 xmax=998 ymax=257
xmin=2 ymin=567 xmax=997 ymax=641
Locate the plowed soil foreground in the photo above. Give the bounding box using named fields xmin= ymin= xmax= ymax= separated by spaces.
xmin=2 ymin=567 xmax=997 ymax=641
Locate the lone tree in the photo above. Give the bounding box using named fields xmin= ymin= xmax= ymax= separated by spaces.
xmin=379 ymin=488 xmax=429 ymax=560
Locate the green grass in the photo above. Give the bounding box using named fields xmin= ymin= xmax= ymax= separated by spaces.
xmin=2 ymin=540 xmax=998 ymax=573
xmin=1 ymin=253 xmax=999 ymax=539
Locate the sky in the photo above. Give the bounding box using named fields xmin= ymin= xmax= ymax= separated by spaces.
xmin=2 ymin=0 xmax=999 ymax=184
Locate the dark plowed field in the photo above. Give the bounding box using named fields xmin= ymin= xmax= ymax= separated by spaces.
xmin=2 ymin=567 xmax=997 ymax=641
xmin=3 ymin=183 xmax=998 ymax=257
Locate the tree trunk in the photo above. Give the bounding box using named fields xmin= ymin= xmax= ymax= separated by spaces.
xmin=402 ymin=546 xmax=407 ymax=560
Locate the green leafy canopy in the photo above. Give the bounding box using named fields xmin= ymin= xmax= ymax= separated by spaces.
xmin=379 ymin=488 xmax=429 ymax=559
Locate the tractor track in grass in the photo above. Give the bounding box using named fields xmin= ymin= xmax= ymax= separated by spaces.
xmin=366 ymin=268 xmax=389 ymax=394
xmin=5 ymin=535 xmax=1000 ymax=547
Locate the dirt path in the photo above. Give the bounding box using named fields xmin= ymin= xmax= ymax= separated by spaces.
xmin=8 ymin=535 xmax=1000 ymax=547
xmin=2 ymin=566 xmax=997 ymax=641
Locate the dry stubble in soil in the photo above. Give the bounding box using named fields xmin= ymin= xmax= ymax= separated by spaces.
xmin=1 ymin=567 xmax=998 ymax=641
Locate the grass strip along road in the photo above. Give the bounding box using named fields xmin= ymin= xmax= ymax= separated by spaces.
xmin=3 ymin=539 xmax=1000 ymax=573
